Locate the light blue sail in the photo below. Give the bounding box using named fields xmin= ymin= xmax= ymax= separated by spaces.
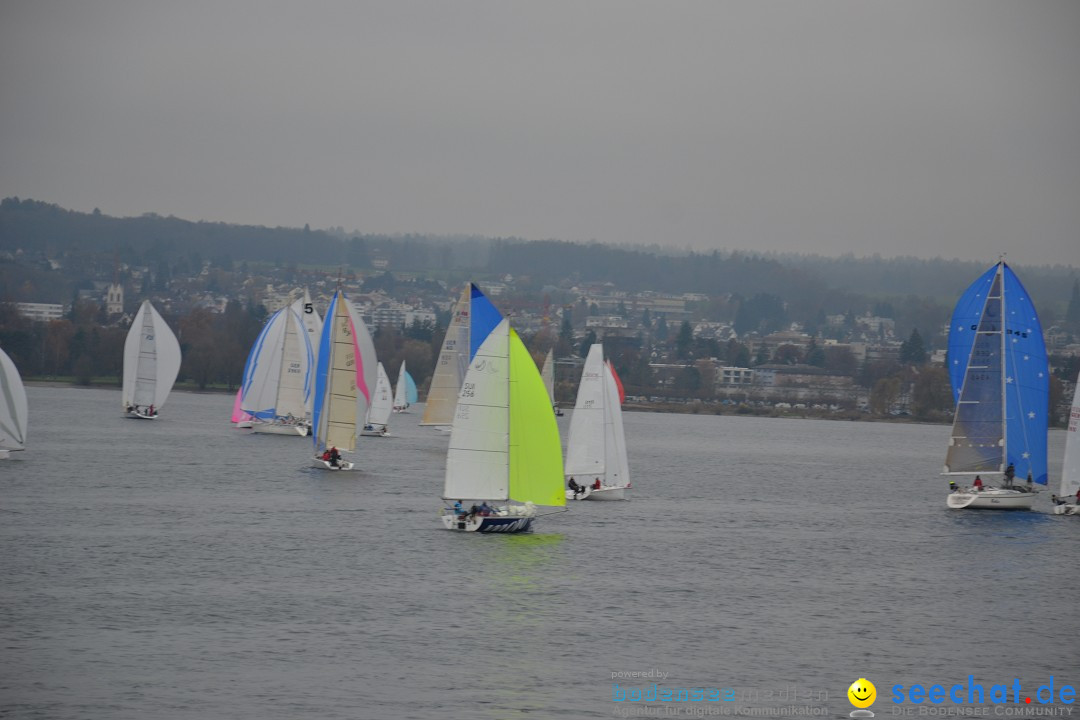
xmin=947 ymin=261 xmax=1048 ymax=485
xmin=405 ymin=370 xmax=418 ymax=404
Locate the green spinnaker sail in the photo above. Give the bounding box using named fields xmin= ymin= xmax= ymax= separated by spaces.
xmin=508 ymin=328 xmax=566 ymax=508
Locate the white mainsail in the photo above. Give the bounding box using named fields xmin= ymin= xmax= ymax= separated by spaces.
xmin=1061 ymin=372 xmax=1080 ymax=501
xmin=291 ymin=288 xmax=322 ymax=365
xmin=445 ymin=321 xmax=511 ymax=501
xmin=122 ymin=300 xmax=182 ymax=412
xmin=365 ymin=362 xmax=393 ymax=430
xmin=541 ymin=349 xmax=555 ymax=406
xmin=0 ymin=347 xmax=28 ymax=452
xmin=422 ymin=285 xmax=471 ymax=426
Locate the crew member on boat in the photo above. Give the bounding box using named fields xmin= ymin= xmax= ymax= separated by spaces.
xmin=973 ymin=476 xmax=984 ymax=490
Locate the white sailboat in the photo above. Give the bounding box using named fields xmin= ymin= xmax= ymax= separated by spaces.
xmin=0 ymin=347 xmax=28 ymax=459
xmin=122 ymin=300 xmax=182 ymax=419
xmin=310 ymin=290 xmax=377 ymax=470
xmin=361 ymin=362 xmax=393 ymax=437
xmin=240 ymin=306 xmax=314 ymax=436
xmin=1052 ymin=371 xmax=1080 ymax=515
xmin=392 ymin=360 xmax=416 ymax=413
xmin=944 ymin=260 xmax=1048 ymax=510
xmin=441 ymin=318 xmax=566 ymax=532
xmin=541 ymin=348 xmax=563 ymax=416
xmin=421 ymin=283 xmax=503 ymax=427
xmin=564 ymin=344 xmax=631 ymax=501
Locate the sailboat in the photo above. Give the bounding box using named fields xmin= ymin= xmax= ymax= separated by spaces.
xmin=310 ymin=290 xmax=377 ymax=470
xmin=361 ymin=362 xmax=393 ymax=437
xmin=564 ymin=344 xmax=631 ymax=500
xmin=541 ymin=348 xmax=563 ymax=416
xmin=122 ymin=300 xmax=182 ymax=419
xmin=230 ymin=388 xmax=253 ymax=429
xmin=441 ymin=318 xmax=566 ymax=532
xmin=944 ymin=259 xmax=1048 ymax=510
xmin=240 ymin=306 xmax=314 ymax=435
xmin=0 ymin=347 xmax=28 ymax=459
xmin=1051 ymin=371 xmax=1080 ymax=515
xmin=421 ymin=283 xmax=503 ymax=427
xmin=392 ymin=361 xmax=417 ymax=413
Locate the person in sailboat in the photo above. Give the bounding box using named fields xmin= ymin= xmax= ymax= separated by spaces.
xmin=1004 ymin=463 xmax=1015 ymax=487
xmin=973 ymin=476 xmax=984 ymax=491
xmin=568 ymin=477 xmax=581 ymax=497
xmin=328 ymin=446 xmax=341 ymax=467
xmin=949 ymin=480 xmax=959 ymax=493
xmin=148 ymin=404 xmax=155 ymax=417
xmin=453 ymin=500 xmax=464 ymax=516
xmin=592 ymin=478 xmax=602 ymax=491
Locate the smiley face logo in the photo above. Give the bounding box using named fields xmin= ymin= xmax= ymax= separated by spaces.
xmin=848 ymin=678 xmax=876 ymax=709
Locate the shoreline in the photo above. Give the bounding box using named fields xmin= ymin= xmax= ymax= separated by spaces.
xmin=26 ymin=379 xmax=948 ymax=425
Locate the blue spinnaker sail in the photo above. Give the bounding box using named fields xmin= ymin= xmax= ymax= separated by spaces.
xmin=469 ymin=284 xmax=503 ymax=361
xmin=405 ymin=370 xmax=418 ymax=404
xmin=946 ymin=262 xmax=1048 ymax=485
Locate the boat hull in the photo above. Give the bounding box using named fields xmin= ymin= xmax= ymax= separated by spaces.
xmin=440 ymin=513 xmax=534 ymax=533
xmin=566 ymin=484 xmax=629 ymax=501
xmin=253 ymin=422 xmax=309 ymax=436
xmin=124 ymin=409 xmax=157 ymax=420
xmin=312 ymin=456 xmax=355 ymax=471
xmin=360 ymin=425 xmax=389 ymax=437
xmin=234 ymin=421 xmax=254 ymax=429
xmin=946 ymin=489 xmax=1036 ymax=510
xmin=1052 ymin=504 xmax=1079 ymax=516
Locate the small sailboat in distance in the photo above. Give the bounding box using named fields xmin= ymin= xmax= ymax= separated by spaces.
xmin=541 ymin=348 xmax=563 ymax=416
xmin=564 ymin=344 xmax=631 ymax=500
xmin=943 ymin=259 xmax=1048 ymax=510
xmin=362 ymin=362 xmax=393 ymax=437
xmin=441 ymin=318 xmax=566 ymax=532
xmin=0 ymin=347 xmax=28 ymax=459
xmin=393 ymin=360 xmax=416 ymax=413
xmin=310 ymin=289 xmax=377 ymax=470
xmin=1051 ymin=370 xmax=1080 ymax=515
xmin=122 ymin=300 xmax=181 ymax=419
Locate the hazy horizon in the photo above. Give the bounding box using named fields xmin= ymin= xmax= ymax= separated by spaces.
xmin=2 ymin=1 xmax=1078 ymax=266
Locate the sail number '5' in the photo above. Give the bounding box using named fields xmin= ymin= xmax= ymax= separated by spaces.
xmin=462 ymin=382 xmax=475 ymax=398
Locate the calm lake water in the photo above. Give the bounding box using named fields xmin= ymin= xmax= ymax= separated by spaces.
xmin=1 ymin=386 xmax=1077 ymax=719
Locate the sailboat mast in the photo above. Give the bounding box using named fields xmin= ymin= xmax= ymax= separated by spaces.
xmin=997 ymin=261 xmax=1007 ymax=474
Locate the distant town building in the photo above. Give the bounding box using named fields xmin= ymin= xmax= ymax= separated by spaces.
xmin=106 ymin=282 xmax=124 ymax=314
xmin=719 ymin=366 xmax=754 ymax=385
xmin=17 ymin=302 xmax=65 ymax=322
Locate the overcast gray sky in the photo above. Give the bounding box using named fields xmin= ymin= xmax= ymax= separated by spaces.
xmin=2 ymin=1 xmax=1078 ymax=265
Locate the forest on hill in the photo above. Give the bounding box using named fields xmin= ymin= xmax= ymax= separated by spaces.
xmin=2 ymin=196 xmax=1077 ymax=328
